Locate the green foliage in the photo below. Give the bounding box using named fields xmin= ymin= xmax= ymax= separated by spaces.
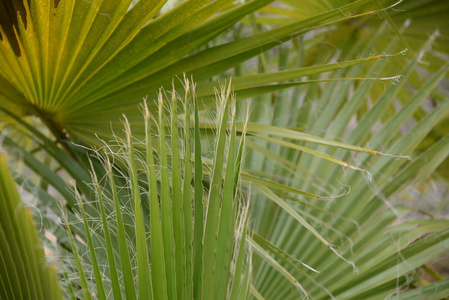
xmin=0 ymin=154 xmax=62 ymax=300
xmin=0 ymin=0 xmax=401 ymax=144
xmin=1 ymin=0 xmax=449 ymax=299
xmin=58 ymin=83 xmax=249 ymax=299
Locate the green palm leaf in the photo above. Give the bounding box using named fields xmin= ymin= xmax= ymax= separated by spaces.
xmin=0 ymin=153 xmax=62 ymax=300
xmin=1 ymin=0 xmax=402 ymax=144
xmin=1 ymin=0 xmax=449 ymax=299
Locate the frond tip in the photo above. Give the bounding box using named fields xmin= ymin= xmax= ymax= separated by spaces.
xmin=65 ymin=79 xmax=250 ymax=300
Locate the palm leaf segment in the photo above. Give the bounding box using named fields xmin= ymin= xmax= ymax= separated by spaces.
xmin=1 ymin=0 xmax=401 ymax=144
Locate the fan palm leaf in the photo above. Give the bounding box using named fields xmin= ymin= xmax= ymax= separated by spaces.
xmin=1 ymin=0 xmax=403 ymax=143
xmin=1 ymin=0 xmax=449 ymax=299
